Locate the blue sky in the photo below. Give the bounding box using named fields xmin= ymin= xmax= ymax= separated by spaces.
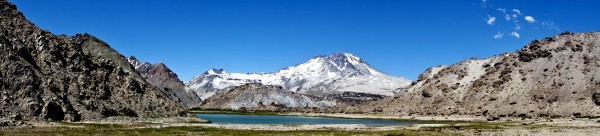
xmin=9 ymin=0 xmax=600 ymax=80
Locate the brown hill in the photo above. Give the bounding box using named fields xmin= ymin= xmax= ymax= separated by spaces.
xmin=348 ymin=32 xmax=600 ymax=119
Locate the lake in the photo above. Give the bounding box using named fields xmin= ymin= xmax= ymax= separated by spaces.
xmin=196 ymin=114 xmax=419 ymax=127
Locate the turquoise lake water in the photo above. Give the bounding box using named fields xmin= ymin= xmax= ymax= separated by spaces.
xmin=196 ymin=114 xmax=417 ymax=127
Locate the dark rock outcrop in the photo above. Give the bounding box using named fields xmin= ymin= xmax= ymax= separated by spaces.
xmin=128 ymin=57 xmax=202 ymax=109
xmin=325 ymin=92 xmax=385 ymax=106
xmin=0 ymin=0 xmax=182 ymax=121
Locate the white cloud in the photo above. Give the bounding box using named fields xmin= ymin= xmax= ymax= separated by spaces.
xmin=479 ymin=3 xmax=558 ymax=39
xmin=496 ymin=8 xmax=506 ymax=13
xmin=486 ymin=15 xmax=496 ymax=25
xmin=494 ymin=32 xmax=504 ymax=39
xmin=510 ymin=32 xmax=520 ymax=38
xmin=481 ymin=0 xmax=489 ymax=8
xmin=524 ymin=16 xmax=536 ymax=23
xmin=512 ymin=9 xmax=522 ymax=15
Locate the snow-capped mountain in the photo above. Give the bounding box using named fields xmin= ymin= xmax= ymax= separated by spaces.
xmin=186 ymin=53 xmax=411 ymax=100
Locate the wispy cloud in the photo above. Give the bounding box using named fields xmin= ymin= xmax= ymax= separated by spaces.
xmin=479 ymin=1 xmax=559 ymax=39
xmin=494 ymin=32 xmax=504 ymax=39
xmin=481 ymin=0 xmax=490 ymax=8
xmin=514 ymin=22 xmax=521 ymax=30
xmin=512 ymin=9 xmax=522 ymax=15
xmin=504 ymin=14 xmax=511 ymax=21
xmin=486 ymin=15 xmax=496 ymax=25
xmin=524 ymin=16 xmax=536 ymax=23
xmin=510 ymin=32 xmax=520 ymax=38
xmin=541 ymin=22 xmax=561 ymax=31
xmin=496 ymin=8 xmax=506 ymax=13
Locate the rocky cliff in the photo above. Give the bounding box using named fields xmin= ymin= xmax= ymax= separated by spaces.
xmin=350 ymin=32 xmax=600 ymax=118
xmin=128 ymin=56 xmax=202 ymax=109
xmin=0 ymin=0 xmax=182 ymax=121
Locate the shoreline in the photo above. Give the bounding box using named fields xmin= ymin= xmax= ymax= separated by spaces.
xmin=282 ymin=112 xmax=487 ymax=122
xmin=2 ymin=115 xmax=600 ymax=135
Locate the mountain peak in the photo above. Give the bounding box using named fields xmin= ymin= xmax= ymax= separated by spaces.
xmin=312 ymin=53 xmax=365 ymax=65
xmin=332 ymin=52 xmax=360 ymax=59
xmin=153 ymin=63 xmax=168 ymax=69
xmin=314 ymin=52 xmax=360 ymax=60
xmin=300 ymin=52 xmax=373 ymax=75
xmin=204 ymin=68 xmax=225 ymax=75
xmin=1 ymin=1 xmax=19 ymax=15
xmin=128 ymin=56 xmax=138 ymax=61
xmin=326 ymin=52 xmax=364 ymax=64
xmin=127 ymin=56 xmax=152 ymax=71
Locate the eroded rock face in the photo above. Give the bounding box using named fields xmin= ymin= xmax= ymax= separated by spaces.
xmin=200 ymin=83 xmax=337 ymax=110
xmin=200 ymin=83 xmax=392 ymax=111
xmin=349 ymin=32 xmax=600 ymax=118
xmin=0 ymin=0 xmax=182 ymax=121
xmin=127 ymin=57 xmax=202 ymax=109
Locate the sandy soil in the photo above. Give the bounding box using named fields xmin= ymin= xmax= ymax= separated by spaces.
xmin=278 ymin=113 xmax=600 ymax=135
xmin=455 ymin=127 xmax=600 ymax=136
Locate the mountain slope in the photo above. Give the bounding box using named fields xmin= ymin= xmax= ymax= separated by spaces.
xmin=127 ymin=56 xmax=202 ymax=109
xmin=201 ymin=83 xmax=336 ymax=110
xmin=186 ymin=53 xmax=410 ymax=100
xmin=350 ymin=32 xmax=600 ymax=118
xmin=0 ymin=0 xmax=182 ymax=121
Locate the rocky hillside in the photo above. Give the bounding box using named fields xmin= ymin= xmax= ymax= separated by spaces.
xmin=0 ymin=0 xmax=182 ymax=122
xmin=200 ymin=83 xmax=387 ymax=111
xmin=201 ymin=83 xmax=336 ymax=110
xmin=349 ymin=32 xmax=600 ymax=118
xmin=128 ymin=56 xmax=201 ymax=109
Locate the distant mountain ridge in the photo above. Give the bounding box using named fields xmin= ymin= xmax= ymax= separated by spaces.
xmin=127 ymin=56 xmax=202 ymax=109
xmin=186 ymin=53 xmax=411 ymax=100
